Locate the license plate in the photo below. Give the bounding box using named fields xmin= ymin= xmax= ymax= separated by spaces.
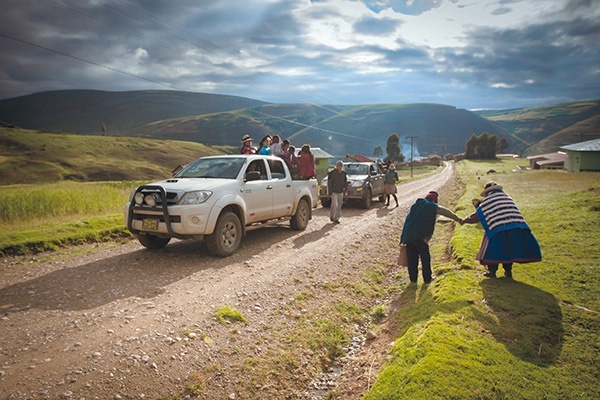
xmin=142 ymin=219 xmax=159 ymax=230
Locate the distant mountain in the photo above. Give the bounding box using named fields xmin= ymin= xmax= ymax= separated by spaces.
xmin=0 ymin=89 xmax=267 ymax=135
xmin=475 ymin=100 xmax=600 ymax=155
xmin=127 ymin=102 xmax=511 ymax=157
xmin=1 ymin=89 xmax=598 ymax=156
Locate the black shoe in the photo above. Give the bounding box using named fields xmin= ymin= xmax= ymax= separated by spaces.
xmin=483 ymin=272 xmax=497 ymax=278
xmin=384 ymin=203 xmax=389 ymax=206
xmin=424 ymin=276 xmax=436 ymax=284
xmin=395 ymin=203 xmax=399 ymax=207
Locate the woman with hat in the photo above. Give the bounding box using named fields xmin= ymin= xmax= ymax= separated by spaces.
xmin=240 ymin=134 xmax=257 ymax=154
xmin=383 ymin=163 xmax=399 ymax=207
xmin=461 ymin=181 xmax=542 ymax=278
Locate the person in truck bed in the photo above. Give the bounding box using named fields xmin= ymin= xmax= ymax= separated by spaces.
xmin=240 ymin=134 xmax=257 ymax=154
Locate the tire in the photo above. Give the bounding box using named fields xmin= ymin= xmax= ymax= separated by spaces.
xmin=321 ymin=198 xmax=331 ymax=208
xmin=138 ymin=234 xmax=170 ymax=250
xmin=206 ymin=211 xmax=242 ymax=257
xmin=361 ymin=189 xmax=372 ymax=209
xmin=291 ymin=198 xmax=310 ymax=230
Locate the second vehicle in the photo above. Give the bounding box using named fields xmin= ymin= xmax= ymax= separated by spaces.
xmin=319 ymin=161 xmax=385 ymax=209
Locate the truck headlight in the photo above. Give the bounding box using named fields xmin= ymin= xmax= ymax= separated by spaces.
xmin=350 ymin=180 xmax=363 ymax=187
xmin=179 ymin=191 xmax=212 ymax=205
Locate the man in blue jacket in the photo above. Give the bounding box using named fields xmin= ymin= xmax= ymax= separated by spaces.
xmin=400 ymin=191 xmax=462 ymax=283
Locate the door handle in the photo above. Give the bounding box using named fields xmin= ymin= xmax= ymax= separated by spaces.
xmin=267 ymin=185 xmax=273 ymax=189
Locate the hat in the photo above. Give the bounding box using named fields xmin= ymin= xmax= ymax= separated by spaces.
xmin=336 ymin=160 xmax=344 ymax=167
xmin=480 ymin=181 xmax=503 ymax=196
xmin=424 ymin=191 xmax=438 ymax=203
xmin=241 ymin=134 xmax=253 ymax=143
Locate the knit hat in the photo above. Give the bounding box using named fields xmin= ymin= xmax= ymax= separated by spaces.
xmin=336 ymin=160 xmax=344 ymax=167
xmin=424 ymin=191 xmax=438 ymax=203
xmin=480 ymin=181 xmax=503 ymax=196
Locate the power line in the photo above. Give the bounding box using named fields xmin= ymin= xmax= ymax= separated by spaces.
xmin=5 ymin=1 xmax=394 ymax=148
xmin=0 ymin=33 xmax=185 ymax=92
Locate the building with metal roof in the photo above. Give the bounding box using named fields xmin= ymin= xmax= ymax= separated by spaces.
xmin=560 ymin=138 xmax=600 ymax=172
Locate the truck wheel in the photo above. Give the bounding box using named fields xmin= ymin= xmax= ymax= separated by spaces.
xmin=321 ymin=199 xmax=331 ymax=208
xmin=206 ymin=211 xmax=242 ymax=257
xmin=291 ymin=198 xmax=310 ymax=230
xmin=361 ymin=189 xmax=372 ymax=209
xmin=138 ymin=234 xmax=170 ymax=250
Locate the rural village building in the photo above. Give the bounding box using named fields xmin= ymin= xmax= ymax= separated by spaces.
xmin=526 ymin=152 xmax=567 ymax=170
xmin=560 ymin=138 xmax=600 ymax=172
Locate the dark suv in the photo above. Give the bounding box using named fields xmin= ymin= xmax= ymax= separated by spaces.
xmin=319 ymin=162 xmax=385 ymax=209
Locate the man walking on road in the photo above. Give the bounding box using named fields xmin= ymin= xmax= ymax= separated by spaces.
xmin=328 ymin=160 xmax=348 ymax=223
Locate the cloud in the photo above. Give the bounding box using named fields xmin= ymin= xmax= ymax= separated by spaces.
xmin=0 ymin=0 xmax=598 ymax=110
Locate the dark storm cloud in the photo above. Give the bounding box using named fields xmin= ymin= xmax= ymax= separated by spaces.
xmin=1 ymin=0 xmax=599 ymax=109
xmin=432 ymin=15 xmax=600 ymax=106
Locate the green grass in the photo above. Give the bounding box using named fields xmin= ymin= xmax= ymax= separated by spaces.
xmin=214 ymin=305 xmax=248 ymax=325
xmin=365 ymin=159 xmax=600 ymax=399
xmin=0 ymin=181 xmax=139 ymax=255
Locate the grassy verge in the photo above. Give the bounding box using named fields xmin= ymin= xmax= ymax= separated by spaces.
xmin=365 ymin=159 xmax=600 ymax=399
xmin=0 ymin=181 xmax=138 ymax=255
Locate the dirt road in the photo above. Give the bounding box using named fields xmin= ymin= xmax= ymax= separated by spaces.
xmin=0 ymin=163 xmax=456 ymax=399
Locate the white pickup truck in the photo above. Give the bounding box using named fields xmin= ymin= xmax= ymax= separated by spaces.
xmin=125 ymin=155 xmax=318 ymax=257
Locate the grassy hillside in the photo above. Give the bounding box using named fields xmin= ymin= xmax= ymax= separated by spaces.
xmin=0 ymin=89 xmax=267 ymax=135
xmin=526 ymin=114 xmax=600 ymax=155
xmin=476 ymin=100 xmax=600 ymax=155
xmin=0 ymin=127 xmax=234 ymax=185
xmin=129 ymin=103 xmax=511 ymax=157
xmin=2 ymin=90 xmax=598 ymax=157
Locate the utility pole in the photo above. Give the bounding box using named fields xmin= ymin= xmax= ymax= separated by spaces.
xmin=406 ymin=135 xmax=418 ymax=177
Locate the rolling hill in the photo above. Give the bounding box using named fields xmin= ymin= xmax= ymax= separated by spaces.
xmin=1 ymin=90 xmax=598 ymax=157
xmin=0 ymin=127 xmax=234 ymax=185
xmin=475 ymin=100 xmax=600 ymax=155
xmin=0 ymin=89 xmax=267 ymax=135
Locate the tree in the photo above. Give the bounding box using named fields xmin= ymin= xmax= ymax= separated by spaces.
xmin=465 ymin=132 xmax=499 ymax=160
xmin=385 ymin=133 xmax=401 ymax=162
xmin=497 ymin=137 xmax=509 ymax=153
xmin=465 ymin=133 xmax=478 ymax=159
xmin=373 ymin=145 xmax=383 ymax=158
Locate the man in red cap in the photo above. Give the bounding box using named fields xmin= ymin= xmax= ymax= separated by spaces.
xmin=400 ymin=191 xmax=462 ymax=284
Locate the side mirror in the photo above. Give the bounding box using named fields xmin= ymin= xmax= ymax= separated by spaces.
xmin=245 ymin=171 xmax=261 ymax=182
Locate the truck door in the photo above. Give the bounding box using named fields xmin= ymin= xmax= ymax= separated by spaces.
xmin=243 ymin=160 xmax=273 ymax=222
xmin=267 ymin=158 xmax=294 ymax=218
xmin=370 ymin=163 xmax=384 ymax=195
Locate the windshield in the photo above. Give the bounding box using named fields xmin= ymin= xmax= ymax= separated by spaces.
xmin=175 ymin=157 xmax=246 ymax=179
xmin=344 ymin=164 xmax=368 ymax=175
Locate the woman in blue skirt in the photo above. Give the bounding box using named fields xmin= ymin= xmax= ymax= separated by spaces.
xmin=461 ymin=181 xmax=542 ymax=278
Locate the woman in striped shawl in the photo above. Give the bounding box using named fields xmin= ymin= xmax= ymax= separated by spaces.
xmin=461 ymin=181 xmax=542 ymax=278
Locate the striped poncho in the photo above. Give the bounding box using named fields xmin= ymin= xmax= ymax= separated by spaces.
xmin=476 ymin=191 xmax=530 ymax=237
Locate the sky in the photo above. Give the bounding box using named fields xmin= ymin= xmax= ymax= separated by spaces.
xmin=1 ymin=0 xmax=599 ymax=110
